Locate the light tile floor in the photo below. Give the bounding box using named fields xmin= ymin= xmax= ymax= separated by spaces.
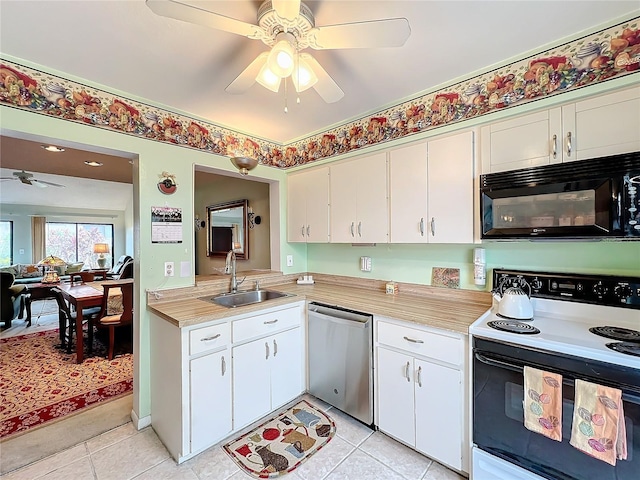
xmin=1 ymin=395 xmax=465 ymax=480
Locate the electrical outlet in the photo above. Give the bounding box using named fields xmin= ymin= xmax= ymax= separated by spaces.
xmin=19 ymin=249 xmax=24 ymax=255
xmin=164 ymin=261 xmax=174 ymax=277
xmin=286 ymin=255 xmax=294 ymax=267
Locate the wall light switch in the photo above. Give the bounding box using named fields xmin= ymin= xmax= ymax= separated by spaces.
xmin=360 ymin=256 xmax=372 ymax=272
xmin=19 ymin=249 xmax=24 ymax=255
xmin=286 ymin=255 xmax=294 ymax=267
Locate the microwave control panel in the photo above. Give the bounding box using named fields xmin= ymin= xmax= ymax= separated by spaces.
xmin=493 ymin=269 xmax=640 ymax=309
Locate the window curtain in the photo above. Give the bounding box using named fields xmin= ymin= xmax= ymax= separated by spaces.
xmin=31 ymin=216 xmax=46 ymax=263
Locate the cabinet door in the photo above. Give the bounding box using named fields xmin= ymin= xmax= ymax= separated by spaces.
xmin=427 ymin=131 xmax=474 ymax=243
xmin=233 ymin=339 xmax=271 ymax=429
xmin=415 ymin=359 xmax=462 ymax=470
xmin=330 ymin=160 xmax=359 ymax=242
xmin=270 ymin=327 xmax=304 ymax=409
xmin=390 ymin=143 xmax=428 ymax=243
xmin=190 ymin=349 xmax=232 ymax=453
xmin=562 ymin=86 xmax=640 ymax=162
xmin=481 ymin=109 xmax=561 ymax=173
xmin=304 ymin=167 xmax=330 ymax=243
xmin=377 ymin=347 xmax=415 ymax=447
xmin=287 ymin=173 xmax=308 ymax=242
xmin=355 ymin=152 xmax=388 ymax=243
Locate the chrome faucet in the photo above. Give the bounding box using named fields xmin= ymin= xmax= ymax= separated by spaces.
xmin=225 ymin=249 xmax=245 ymax=293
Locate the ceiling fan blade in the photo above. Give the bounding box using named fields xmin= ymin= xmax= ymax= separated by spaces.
xmin=226 ymin=52 xmax=270 ymax=94
xmin=307 ymin=18 xmax=411 ymax=50
xmin=272 ymin=0 xmax=300 ymax=22
xmin=300 ymin=53 xmax=344 ymax=103
xmin=146 ymin=0 xmax=263 ymax=39
xmin=33 ymin=179 xmax=65 ymax=188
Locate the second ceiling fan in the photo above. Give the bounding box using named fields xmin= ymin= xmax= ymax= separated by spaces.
xmin=146 ymin=0 xmax=411 ymax=103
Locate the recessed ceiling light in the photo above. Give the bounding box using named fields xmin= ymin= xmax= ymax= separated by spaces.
xmin=42 ymin=145 xmax=65 ymax=152
xmin=84 ymin=161 xmax=103 ymax=167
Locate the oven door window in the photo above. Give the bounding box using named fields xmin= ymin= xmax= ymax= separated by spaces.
xmin=473 ymin=344 xmax=638 ymax=480
xmin=481 ymin=178 xmax=614 ymax=237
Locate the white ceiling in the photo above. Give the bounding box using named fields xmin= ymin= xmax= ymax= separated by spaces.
xmin=1 ymin=1 xmax=638 ymax=144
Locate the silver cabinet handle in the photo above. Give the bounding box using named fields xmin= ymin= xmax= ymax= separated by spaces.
xmin=221 ymin=355 xmax=226 ymax=376
xmin=403 ymin=336 xmax=424 ymax=344
xmin=301 ymin=225 xmax=305 ymax=237
xmin=405 ymin=361 xmax=410 ymax=382
xmin=566 ymin=131 xmax=572 ymax=157
xmin=357 ymin=221 xmax=362 ymax=237
xmin=419 ymin=217 xmax=425 ymax=236
xmin=552 ymin=134 xmax=557 ymax=159
xmin=273 ymin=339 xmax=278 ymax=356
xmin=264 ymin=319 xmax=278 ymax=325
xmin=417 ymin=365 xmax=422 ymax=387
xmin=201 ymin=334 xmax=221 ymax=342
xmin=350 ymin=222 xmax=355 ymax=237
xmin=306 ymin=225 xmax=310 ymax=237
xmin=430 ymin=217 xmax=435 ymax=236
xmin=265 ymin=342 xmax=270 ymax=359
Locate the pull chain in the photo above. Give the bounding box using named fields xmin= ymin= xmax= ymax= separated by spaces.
xmin=284 ymin=79 xmax=288 ymax=113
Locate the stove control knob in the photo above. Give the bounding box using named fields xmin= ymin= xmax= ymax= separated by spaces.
xmin=530 ymin=277 xmax=543 ymax=291
xmin=593 ymin=281 xmax=608 ymax=298
xmin=613 ymin=284 xmax=632 ymax=300
xmin=576 ymin=283 xmax=584 ymax=293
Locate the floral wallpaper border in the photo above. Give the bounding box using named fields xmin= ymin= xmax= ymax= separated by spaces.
xmin=1 ymin=16 xmax=638 ymax=169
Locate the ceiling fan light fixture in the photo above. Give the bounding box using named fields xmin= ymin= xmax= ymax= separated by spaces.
xmin=42 ymin=145 xmax=65 ymax=152
xmin=292 ymin=56 xmax=317 ymax=92
xmin=84 ymin=161 xmax=103 ymax=167
xmin=256 ymin=62 xmax=282 ymax=92
xmin=267 ymin=33 xmax=296 ymax=78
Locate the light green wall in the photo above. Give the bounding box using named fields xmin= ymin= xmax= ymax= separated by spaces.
xmin=307 ymin=242 xmax=640 ymax=291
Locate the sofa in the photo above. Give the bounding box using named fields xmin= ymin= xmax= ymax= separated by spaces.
xmin=0 ymin=262 xmax=84 ymax=285
xmin=1 ymin=271 xmax=29 ymax=326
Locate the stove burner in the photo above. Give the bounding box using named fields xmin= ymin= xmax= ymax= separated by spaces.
xmin=589 ymin=326 xmax=640 ymax=343
xmin=487 ymin=320 xmax=540 ymax=335
xmin=606 ymin=342 xmax=640 ymax=357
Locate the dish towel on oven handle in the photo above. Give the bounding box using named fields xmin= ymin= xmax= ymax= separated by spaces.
xmin=523 ymin=366 xmax=562 ymax=441
xmin=569 ymin=379 xmax=627 ymax=466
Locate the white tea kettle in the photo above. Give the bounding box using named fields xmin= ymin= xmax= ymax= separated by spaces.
xmin=493 ymin=286 xmax=534 ymax=321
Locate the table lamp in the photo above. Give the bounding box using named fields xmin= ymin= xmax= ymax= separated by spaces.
xmin=93 ymin=243 xmax=110 ymax=268
xmin=38 ymin=255 xmax=66 ymax=283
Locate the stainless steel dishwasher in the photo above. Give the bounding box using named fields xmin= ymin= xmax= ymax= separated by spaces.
xmin=308 ymin=302 xmax=373 ymax=426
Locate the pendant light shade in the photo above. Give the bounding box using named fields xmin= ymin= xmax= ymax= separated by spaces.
xmin=230 ymin=156 xmax=258 ymax=176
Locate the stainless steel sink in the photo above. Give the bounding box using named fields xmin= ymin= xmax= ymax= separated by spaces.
xmin=200 ymin=289 xmax=292 ymax=308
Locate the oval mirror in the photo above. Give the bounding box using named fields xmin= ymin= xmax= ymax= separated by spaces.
xmin=206 ymin=199 xmax=248 ymax=259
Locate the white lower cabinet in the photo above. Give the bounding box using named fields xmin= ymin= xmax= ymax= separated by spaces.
xmin=376 ymin=319 xmax=466 ymax=473
xmin=233 ymin=308 xmax=304 ymax=430
xmin=190 ymin=349 xmax=231 ymax=453
xmin=149 ymin=302 xmax=304 ymax=464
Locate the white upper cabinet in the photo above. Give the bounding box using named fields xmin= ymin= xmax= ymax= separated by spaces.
xmin=330 ymin=152 xmax=388 ymax=243
xmin=389 ymin=142 xmax=428 ymax=243
xmin=287 ymin=167 xmax=330 ymax=243
xmin=481 ymin=86 xmax=640 ymax=173
xmin=390 ymin=132 xmax=474 ymax=244
xmin=561 ymin=86 xmax=640 ymax=162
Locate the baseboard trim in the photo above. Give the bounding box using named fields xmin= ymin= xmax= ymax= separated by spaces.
xmin=131 ymin=409 xmax=151 ymax=430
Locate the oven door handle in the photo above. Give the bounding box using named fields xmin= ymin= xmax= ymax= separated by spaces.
xmin=474 ymin=352 xmax=523 ymax=373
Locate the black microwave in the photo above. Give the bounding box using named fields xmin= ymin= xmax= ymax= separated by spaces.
xmin=480 ymin=152 xmax=640 ymax=239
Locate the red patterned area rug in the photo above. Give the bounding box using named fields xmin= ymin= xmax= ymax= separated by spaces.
xmin=224 ymin=400 xmax=335 ymax=478
xmin=0 ymin=329 xmax=133 ymax=440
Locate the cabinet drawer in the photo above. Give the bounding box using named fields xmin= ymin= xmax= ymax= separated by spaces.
xmin=190 ymin=322 xmax=230 ymax=356
xmin=233 ymin=307 xmax=301 ymax=343
xmin=377 ymin=321 xmax=462 ymax=366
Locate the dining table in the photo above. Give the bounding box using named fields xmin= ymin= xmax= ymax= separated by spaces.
xmin=55 ymin=279 xmax=131 ymax=363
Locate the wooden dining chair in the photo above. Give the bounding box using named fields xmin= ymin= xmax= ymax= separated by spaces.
xmin=94 ymin=280 xmax=133 ymax=360
xmin=51 ymin=288 xmax=102 ymax=353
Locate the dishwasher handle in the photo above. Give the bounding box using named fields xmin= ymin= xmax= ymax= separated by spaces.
xmin=308 ymin=310 xmax=371 ymax=328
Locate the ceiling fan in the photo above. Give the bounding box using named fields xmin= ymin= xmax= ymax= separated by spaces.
xmin=146 ymin=0 xmax=411 ymax=103
xmin=0 ymin=170 xmax=65 ymax=188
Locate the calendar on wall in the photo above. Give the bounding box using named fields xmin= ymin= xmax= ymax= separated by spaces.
xmin=151 ymin=206 xmax=183 ymax=244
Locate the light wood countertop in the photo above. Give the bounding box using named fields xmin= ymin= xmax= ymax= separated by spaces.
xmin=147 ymin=273 xmax=492 ymax=334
